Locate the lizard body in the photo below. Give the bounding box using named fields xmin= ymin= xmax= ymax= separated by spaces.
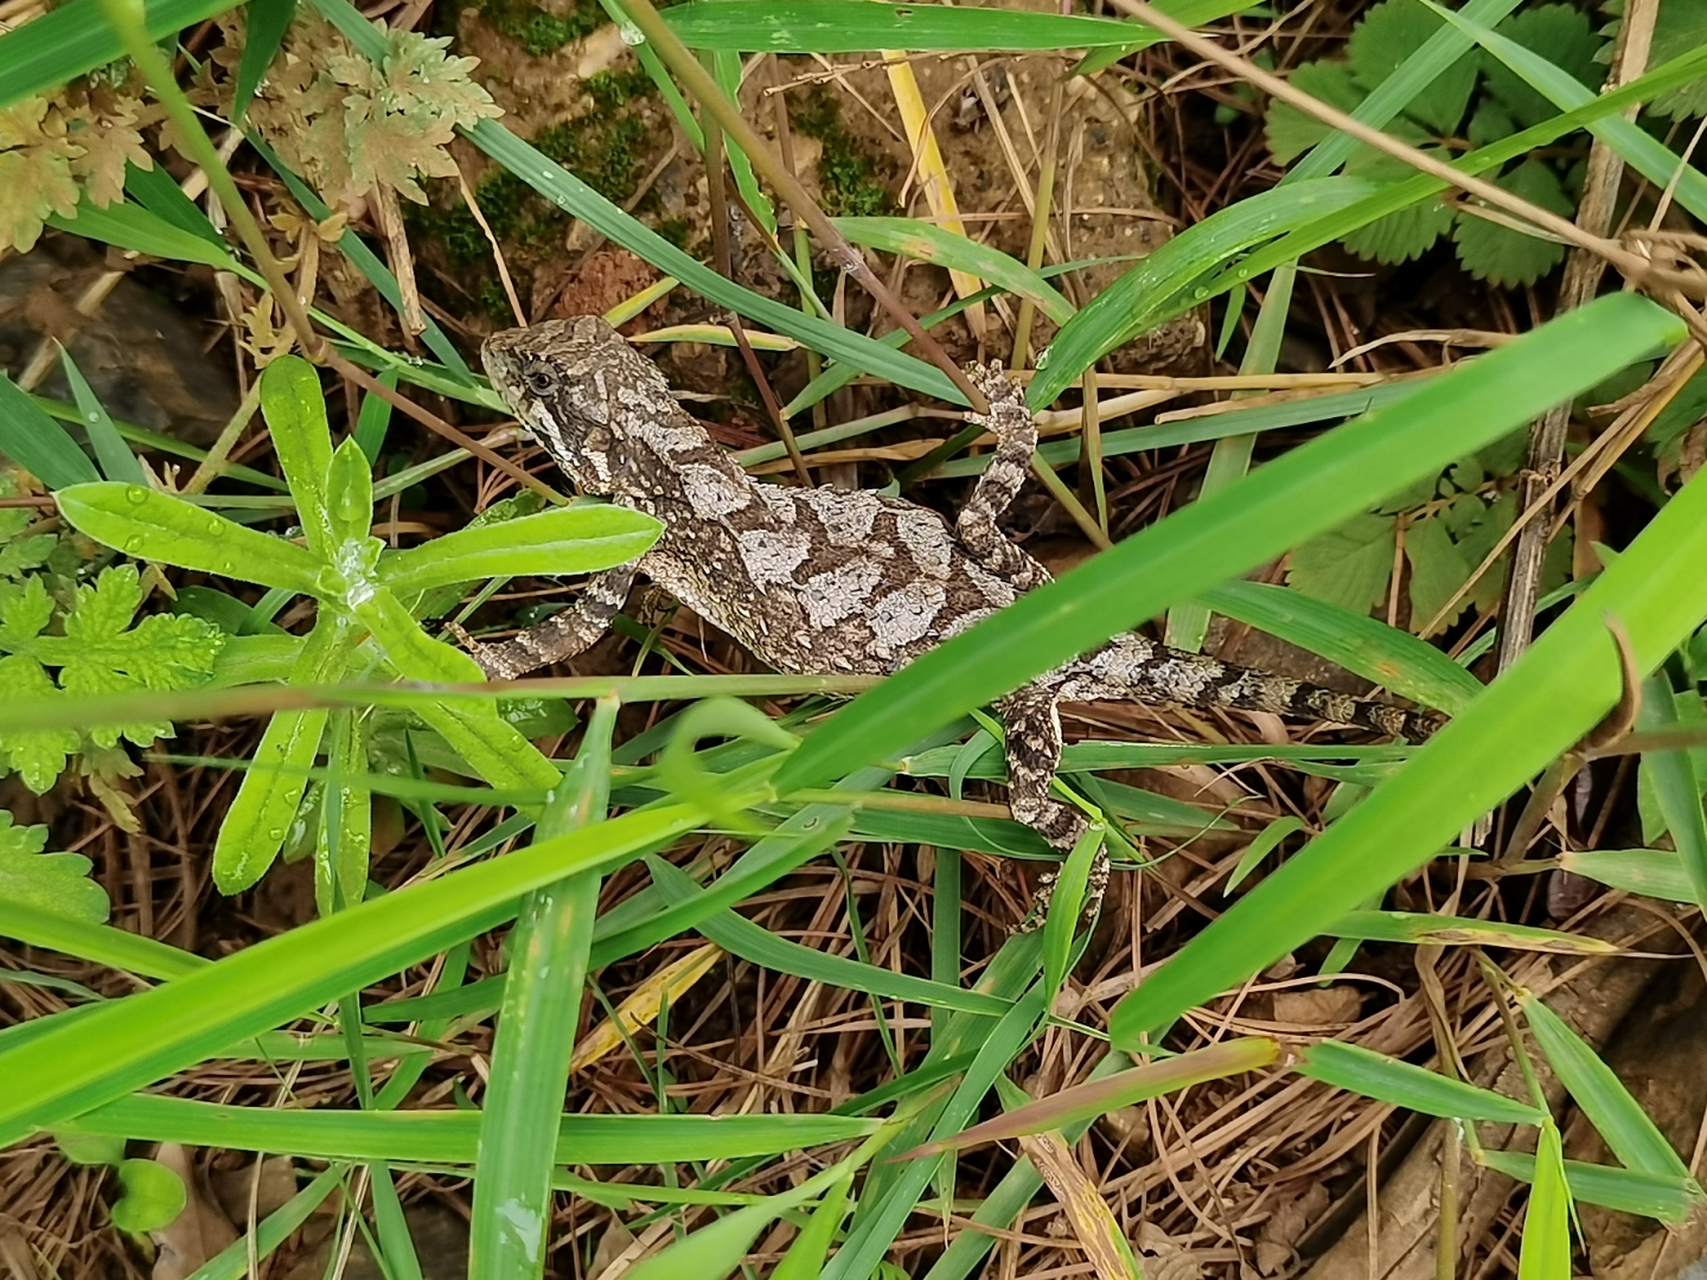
xmin=472 ymin=317 xmax=1438 ymax=896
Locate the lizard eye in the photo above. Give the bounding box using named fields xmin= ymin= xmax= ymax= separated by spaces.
xmin=521 ymin=362 xmax=560 ymax=396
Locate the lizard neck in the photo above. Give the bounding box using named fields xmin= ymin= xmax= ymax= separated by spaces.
xmin=549 ymin=396 xmax=763 ymax=527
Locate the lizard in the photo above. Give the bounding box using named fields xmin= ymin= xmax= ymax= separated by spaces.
xmin=465 ymin=316 xmax=1442 ymax=922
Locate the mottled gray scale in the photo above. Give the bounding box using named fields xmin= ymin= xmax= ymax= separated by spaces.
xmin=473 ymin=317 xmax=1447 ymax=928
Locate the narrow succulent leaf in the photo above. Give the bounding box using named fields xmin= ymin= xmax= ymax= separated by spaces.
xmin=56 ymin=484 xmax=324 ymax=595
xmin=212 ymin=618 xmax=346 ymax=894
xmin=379 ymin=506 xmax=662 ymax=594
xmin=260 ymin=357 xmax=338 ymax=557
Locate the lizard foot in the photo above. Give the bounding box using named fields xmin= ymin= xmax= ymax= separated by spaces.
xmin=445 ymin=622 xmax=524 ymax=681
xmin=1013 ymin=845 xmax=1111 ymax=935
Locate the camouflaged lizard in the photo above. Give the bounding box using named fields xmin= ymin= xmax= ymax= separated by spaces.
xmin=466 ymin=317 xmax=1440 ymax=922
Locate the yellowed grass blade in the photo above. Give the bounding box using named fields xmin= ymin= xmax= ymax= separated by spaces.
xmin=571 ymin=942 xmax=722 ymax=1072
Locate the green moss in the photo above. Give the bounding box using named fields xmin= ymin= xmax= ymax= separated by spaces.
xmin=656 ymin=216 xmax=691 ymax=250
xmin=478 ymin=279 xmax=516 ymax=323
xmin=584 ymin=67 xmax=654 ymax=113
xmin=480 ymin=0 xmax=605 ymax=56
xmin=790 ymin=87 xmax=892 ymax=217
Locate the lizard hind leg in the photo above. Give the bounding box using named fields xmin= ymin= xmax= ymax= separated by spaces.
xmin=998 ymin=686 xmax=1109 ymax=934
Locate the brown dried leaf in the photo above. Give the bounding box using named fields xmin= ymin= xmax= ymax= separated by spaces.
xmin=0 ymin=97 xmax=83 ymax=252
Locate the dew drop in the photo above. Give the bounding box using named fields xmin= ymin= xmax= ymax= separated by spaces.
xmin=618 ymin=19 xmax=644 ymax=43
xmin=125 ymin=486 xmax=149 ymax=505
xmin=123 ymin=535 xmax=144 ymax=553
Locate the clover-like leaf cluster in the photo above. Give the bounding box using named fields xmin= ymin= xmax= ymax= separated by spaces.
xmin=1265 ymin=0 xmax=1614 ymax=286
xmin=1287 ymin=432 xmax=1572 ymax=632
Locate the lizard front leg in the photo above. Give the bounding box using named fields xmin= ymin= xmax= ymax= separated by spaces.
xmin=456 ymin=563 xmax=638 ymax=680
xmin=957 ymin=364 xmax=1050 ymax=593
xmin=998 ymin=684 xmax=1110 ymax=933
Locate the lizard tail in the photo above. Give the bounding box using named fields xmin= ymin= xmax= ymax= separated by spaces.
xmin=1057 ymin=635 xmax=1445 ymax=743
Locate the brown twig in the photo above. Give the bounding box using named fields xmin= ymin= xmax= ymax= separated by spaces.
xmin=1495 ymin=0 xmax=1659 ymax=679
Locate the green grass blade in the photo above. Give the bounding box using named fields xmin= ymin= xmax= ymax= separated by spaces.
xmin=0 ymin=0 xmax=230 ymax=107
xmin=1111 ymin=451 xmax=1707 ymax=1042
xmin=646 ymin=857 xmax=1010 ymax=1014
xmin=1427 ymin=1 xmax=1707 ymax=222
xmin=57 ymin=349 xmax=146 ymax=484
xmin=776 ymin=295 xmax=1683 ymax=797
xmin=1297 ymin=1041 xmax=1543 ymax=1125
xmin=1329 ymin=911 xmax=1618 ymax=954
xmin=50 ymin=199 xmax=243 ymax=273
xmin=0 ymin=800 xmax=725 ymax=1146
xmin=0 ymin=901 xmax=207 ymax=981
xmin=1555 ymin=849 xmax=1691 ymax=902
xmin=1520 ymin=995 xmax=1692 ymax=1180
xmin=1517 ymin=1120 xmax=1572 ymax=1280
xmin=0 ymin=373 xmax=100 ymax=489
xmin=1197 ymin=579 xmax=1483 ymax=714
xmin=60 ymin=1092 xmax=877 ymax=1163
xmin=1027 ymin=179 xmax=1377 ymax=408
xmin=662 ymin=0 xmax=1245 ymax=53
xmin=471 ymin=703 xmax=615 ymax=1280
xmin=182 ymin=1166 xmax=345 ymax=1280
xmin=1635 ymin=678 xmax=1707 ymax=911
xmin=833 ymin=218 xmax=1074 ymax=322
xmin=1477 ymin=1152 xmax=1702 ymax=1223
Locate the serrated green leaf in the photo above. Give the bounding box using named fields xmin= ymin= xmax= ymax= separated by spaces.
xmin=0 ymin=656 xmax=77 ymax=791
xmin=1406 ymin=512 xmax=1475 ymax=629
xmin=1485 ymin=3 xmax=1603 ymax=127
xmin=1646 ymin=0 xmax=1707 ymax=120
xmin=29 ymin=567 xmax=225 ymax=748
xmin=1287 ymin=512 xmax=1397 ymax=613
xmin=1452 ymin=159 xmax=1574 ymax=286
xmin=0 ymin=812 xmax=109 ymax=923
xmin=1348 ymin=0 xmax=1479 ymax=133
xmin=1267 ymin=61 xmax=1365 ymax=165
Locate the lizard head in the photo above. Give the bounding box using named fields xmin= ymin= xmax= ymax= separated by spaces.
xmin=482 ymin=316 xmax=681 ymax=494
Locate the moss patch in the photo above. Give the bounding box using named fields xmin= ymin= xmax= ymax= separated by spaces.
xmin=480 ymin=0 xmax=605 ymax=56
xmin=791 ymin=87 xmax=892 ymax=217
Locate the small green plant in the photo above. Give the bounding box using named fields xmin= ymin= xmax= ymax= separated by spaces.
xmin=792 ymin=87 xmax=894 ymax=218
xmin=0 ymin=477 xmax=224 ymax=826
xmin=0 ymin=809 xmax=109 ymax=923
xmin=1287 ymin=431 xmax=1571 ymax=630
xmin=55 ymin=357 xmax=661 ymax=899
xmin=1266 ymin=0 xmax=1613 ymax=285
